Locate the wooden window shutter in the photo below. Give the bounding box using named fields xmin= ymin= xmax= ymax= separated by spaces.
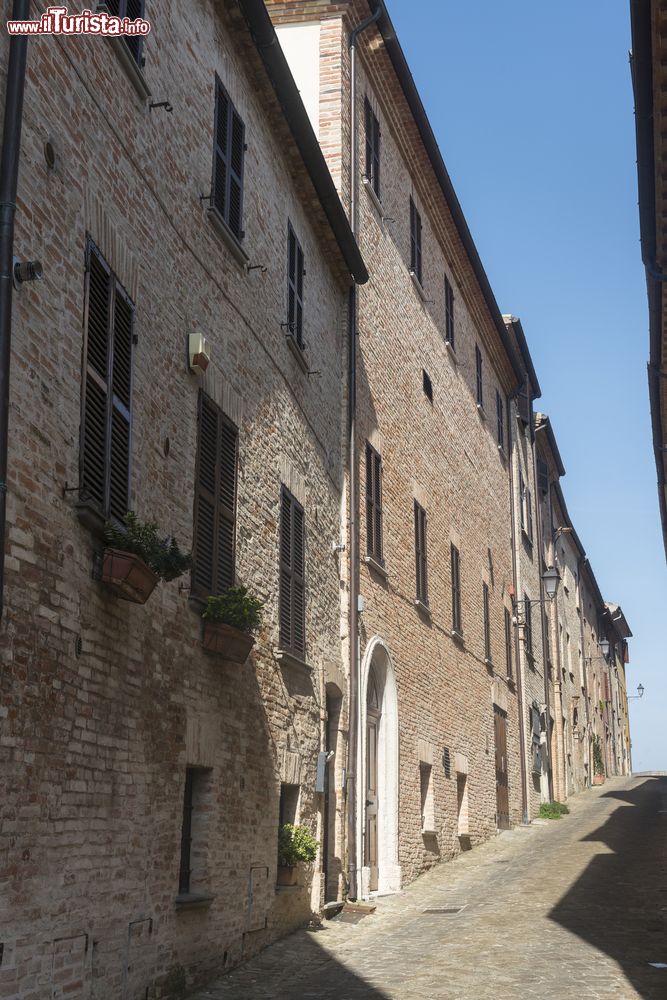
xmin=496 ymin=390 xmax=504 ymax=448
xmin=81 ymin=240 xmax=133 ymax=521
xmin=519 ymin=470 xmax=526 ymax=532
xmin=537 ymin=457 xmax=549 ymax=495
xmin=279 ymin=487 xmax=305 ymax=656
xmin=483 ymin=582 xmax=491 ymax=661
xmin=364 ymin=99 xmax=380 ymax=197
xmin=524 ymin=593 xmax=533 ymax=655
xmin=287 ymin=223 xmax=305 ymax=348
xmin=451 ymin=544 xmax=462 ymax=633
xmin=192 ymin=393 xmax=238 ymax=597
xmin=213 ymin=77 xmax=245 ymax=240
xmin=365 ymin=443 xmax=383 ymax=564
xmin=445 ymin=276 xmax=454 ymax=348
xmin=526 ymin=488 xmax=534 ymax=542
xmin=475 ymin=346 xmax=483 ymax=407
xmin=410 ymin=197 xmax=422 ymax=284
xmin=517 ymin=377 xmax=531 ymax=424
xmin=414 ymin=501 xmax=428 ymax=604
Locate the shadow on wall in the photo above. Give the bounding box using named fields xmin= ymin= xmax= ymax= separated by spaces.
xmin=548 ymin=777 xmax=667 ymax=1000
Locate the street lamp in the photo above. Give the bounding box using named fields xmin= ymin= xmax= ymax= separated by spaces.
xmin=541 ymin=566 xmax=560 ymax=601
xmin=628 ymin=683 xmax=645 ymax=700
xmin=599 ymin=638 xmax=610 ymax=659
xmin=511 ymin=567 xmax=561 ymax=629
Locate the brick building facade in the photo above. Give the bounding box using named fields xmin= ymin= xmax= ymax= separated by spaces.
xmin=0 ymin=1 xmax=635 ymax=997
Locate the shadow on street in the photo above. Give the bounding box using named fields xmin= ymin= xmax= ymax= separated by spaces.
xmin=549 ymin=777 xmax=667 ymax=1000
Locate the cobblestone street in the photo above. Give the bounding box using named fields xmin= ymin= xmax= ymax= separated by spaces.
xmin=190 ymin=776 xmax=667 ymax=1000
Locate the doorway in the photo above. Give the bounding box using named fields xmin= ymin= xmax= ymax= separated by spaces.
xmin=494 ymin=706 xmax=510 ymax=830
xmin=365 ymin=668 xmax=380 ymax=891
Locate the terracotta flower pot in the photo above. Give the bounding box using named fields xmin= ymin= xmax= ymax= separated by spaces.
xmin=276 ymin=865 xmax=298 ymax=887
xmin=202 ymin=620 xmax=255 ymax=663
xmin=592 ymin=773 xmax=606 ymax=786
xmin=101 ymin=548 xmax=159 ymax=604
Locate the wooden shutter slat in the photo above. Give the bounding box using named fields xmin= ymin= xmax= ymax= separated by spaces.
xmin=193 ymin=495 xmax=215 ymax=592
xmin=279 ymin=488 xmax=305 ymax=655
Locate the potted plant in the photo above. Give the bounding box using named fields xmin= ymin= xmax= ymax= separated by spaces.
xmin=592 ymin=734 xmax=606 ymax=785
xmin=102 ymin=513 xmax=191 ymax=604
xmin=201 ymin=585 xmax=263 ymax=663
xmin=276 ymin=823 xmax=318 ymax=887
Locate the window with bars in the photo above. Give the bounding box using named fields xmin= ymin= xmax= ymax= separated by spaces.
xmin=451 ymin=543 xmax=462 ymax=635
xmin=414 ymin=501 xmax=428 ymax=605
xmin=178 ymin=768 xmax=195 ymax=895
xmin=504 ymin=607 xmax=513 ymax=679
xmin=365 ymin=443 xmax=383 ymax=565
xmin=524 ymin=593 xmax=533 ymax=657
xmin=287 ymin=222 xmax=305 ymax=349
xmin=496 ymin=390 xmax=504 ymax=449
xmin=279 ymin=487 xmax=305 ymax=656
xmin=445 ymin=275 xmax=455 ymax=349
xmin=364 ymin=98 xmax=381 ymax=198
xmin=409 ymin=196 xmax=422 ymax=285
xmin=80 ymin=239 xmax=134 ymax=523
xmin=475 ymin=345 xmax=483 ymax=407
xmin=106 ymin=0 xmax=145 ymax=65
xmin=178 ymin=767 xmax=211 ymax=897
xmin=192 ymin=392 xmax=238 ymax=597
xmin=483 ymin=583 xmax=491 ymax=662
xmin=212 ymin=76 xmax=245 ymax=241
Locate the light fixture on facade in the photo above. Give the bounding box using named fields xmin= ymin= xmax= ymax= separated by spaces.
xmin=599 ymin=638 xmax=610 ymax=658
xmin=628 ymin=683 xmax=645 ymax=700
xmin=188 ymin=332 xmax=210 ymax=375
xmin=541 ymin=566 xmax=560 ymax=601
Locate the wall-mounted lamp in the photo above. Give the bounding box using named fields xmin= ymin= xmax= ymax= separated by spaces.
xmin=188 ymin=332 xmax=210 ymax=375
xmin=512 ymin=567 xmax=560 ymax=630
xmin=628 ymin=683 xmax=645 ymax=700
xmin=599 ymin=638 xmax=610 ymax=659
xmin=13 ymin=258 xmax=43 ymax=288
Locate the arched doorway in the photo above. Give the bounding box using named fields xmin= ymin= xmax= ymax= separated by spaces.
xmin=358 ymin=638 xmax=400 ymax=897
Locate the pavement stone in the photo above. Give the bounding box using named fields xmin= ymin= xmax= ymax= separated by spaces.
xmin=188 ymin=776 xmax=667 ymax=1000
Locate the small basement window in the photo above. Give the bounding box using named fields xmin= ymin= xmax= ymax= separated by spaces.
xmin=279 ymin=783 xmax=300 ymax=827
xmin=423 ymin=369 xmax=433 ymax=402
xmin=420 ymin=762 xmax=435 ymax=834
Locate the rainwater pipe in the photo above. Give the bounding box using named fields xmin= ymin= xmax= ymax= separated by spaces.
xmin=346 ymin=1 xmax=382 ymax=902
xmin=0 ymin=0 xmax=30 ymax=623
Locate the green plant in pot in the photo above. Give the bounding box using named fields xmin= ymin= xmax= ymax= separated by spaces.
xmin=201 ymin=585 xmax=264 ymax=663
xmin=592 ymin=733 xmax=605 ymax=784
xmin=276 ymin=823 xmax=318 ymax=886
xmin=102 ymin=513 xmax=191 ymax=604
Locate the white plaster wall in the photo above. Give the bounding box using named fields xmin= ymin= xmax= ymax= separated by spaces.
xmin=275 ymin=22 xmax=321 ymax=139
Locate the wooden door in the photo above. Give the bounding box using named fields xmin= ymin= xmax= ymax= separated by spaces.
xmin=494 ymin=706 xmax=510 ymax=830
xmin=365 ymin=668 xmax=381 ymax=892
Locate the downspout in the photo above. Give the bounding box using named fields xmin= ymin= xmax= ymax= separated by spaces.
xmin=346 ymin=2 xmax=381 ymax=901
xmin=536 ymin=474 xmax=555 ymax=802
xmin=0 ymin=0 xmax=30 ymax=623
xmin=507 ymin=397 xmax=529 ymax=825
xmin=576 ymin=555 xmax=591 ymax=788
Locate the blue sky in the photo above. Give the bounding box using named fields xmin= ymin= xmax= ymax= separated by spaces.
xmin=388 ymin=0 xmax=665 ymax=770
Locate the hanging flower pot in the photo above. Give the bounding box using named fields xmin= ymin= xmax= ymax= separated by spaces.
xmin=202 ymin=620 xmax=256 ymax=663
xmin=101 ymin=548 xmax=159 ymax=604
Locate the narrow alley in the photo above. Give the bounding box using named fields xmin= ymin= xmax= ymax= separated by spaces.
xmin=191 ymin=776 xmax=667 ymax=1000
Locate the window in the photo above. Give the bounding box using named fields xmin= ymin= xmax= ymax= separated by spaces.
xmin=80 ymin=239 xmax=134 ymax=522
xmin=496 ymin=390 xmax=504 ymax=449
xmin=483 ymin=582 xmax=491 ymax=662
xmin=192 ymin=393 xmax=238 ymax=597
xmin=445 ymin=275 xmax=455 ymax=348
xmin=475 ymin=345 xmax=483 ymax=407
xmin=420 ymin=763 xmax=434 ymax=833
xmin=365 ymin=443 xmax=383 ymax=564
xmin=504 ymin=607 xmax=513 ymax=679
xmin=519 ymin=470 xmax=525 ymax=531
xmin=279 ymin=783 xmax=299 ymax=827
xmin=178 ymin=768 xmax=211 ymax=897
xmin=279 ymin=487 xmax=305 ymax=656
xmin=409 ymin=196 xmax=422 ymax=285
xmin=524 ymin=592 xmax=533 ymax=657
xmin=451 ymin=544 xmax=462 ymax=634
xmin=287 ymin=222 xmax=305 ymax=349
xmin=519 ymin=470 xmax=533 ymax=541
xmin=212 ymin=76 xmax=245 ymax=240
xmin=364 ymin=98 xmax=380 ymax=197
xmin=414 ymin=501 xmax=428 ymax=605
xmin=422 ymin=368 xmax=433 ymax=402
xmin=106 ymin=0 xmax=145 ymax=65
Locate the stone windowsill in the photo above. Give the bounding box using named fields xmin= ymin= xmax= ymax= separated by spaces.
xmin=275 ymin=884 xmax=301 ymax=894
xmin=415 ymin=598 xmax=431 ymax=619
xmin=521 ymin=528 xmax=534 ymax=549
xmin=362 ymin=175 xmax=383 ymax=218
xmin=498 ymin=444 xmax=508 ymax=462
xmin=75 ymin=500 xmax=106 ymax=539
xmin=476 ymin=403 xmax=486 ymax=421
xmin=207 ymin=206 xmax=249 ymax=269
xmin=445 ymin=340 xmax=457 ymax=364
xmin=451 ymin=628 xmax=465 ymax=647
xmin=363 ymin=554 xmax=388 ymax=579
xmin=274 ymin=648 xmax=312 ymax=672
xmin=97 ymin=5 xmax=151 ymax=101
xmin=175 ymin=893 xmax=215 ymax=910
xmin=410 ymin=270 xmax=428 ymax=302
xmin=286 ymin=333 xmax=309 ymax=373
xmin=484 ymin=656 xmax=494 ymax=671
xmin=421 ymin=827 xmax=437 ymax=837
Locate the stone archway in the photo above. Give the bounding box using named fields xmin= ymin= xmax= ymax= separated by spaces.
xmin=358 ymin=637 xmax=400 ymax=897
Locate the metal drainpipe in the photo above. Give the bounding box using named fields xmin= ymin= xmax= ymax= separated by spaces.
xmin=345 ymin=3 xmax=382 ymax=902
xmin=507 ymin=397 xmax=529 ymax=825
xmin=538 ymin=480 xmax=556 ymax=802
xmin=0 ymin=0 xmax=30 ymax=624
